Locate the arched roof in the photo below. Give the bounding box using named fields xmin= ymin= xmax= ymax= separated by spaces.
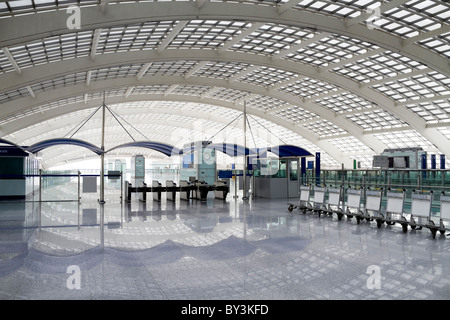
xmin=0 ymin=0 xmax=448 ymax=169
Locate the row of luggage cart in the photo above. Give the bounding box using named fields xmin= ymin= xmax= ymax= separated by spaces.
xmin=287 ymin=185 xmax=450 ymax=239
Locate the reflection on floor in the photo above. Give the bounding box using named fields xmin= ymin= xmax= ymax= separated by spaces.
xmin=1 ymin=191 xmax=450 ymax=300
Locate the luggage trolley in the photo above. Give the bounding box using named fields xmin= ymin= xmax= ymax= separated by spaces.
xmin=288 ymin=184 xmax=312 ymax=214
xmin=356 ymin=188 xmax=383 ymax=225
xmin=311 ymin=186 xmax=328 ymax=217
xmin=381 ymin=189 xmax=408 ymax=232
xmin=436 ymin=193 xmax=450 ymax=237
xmin=344 ymin=187 xmax=363 ymax=221
xmin=324 ymin=186 xmax=344 ymax=220
xmin=411 ymin=191 xmax=449 ymax=238
xmin=408 ymin=190 xmax=437 ymax=237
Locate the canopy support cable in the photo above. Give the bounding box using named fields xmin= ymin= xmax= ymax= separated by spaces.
xmin=65 ymin=105 xmax=102 ymax=139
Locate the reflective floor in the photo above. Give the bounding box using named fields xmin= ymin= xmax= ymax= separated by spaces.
xmin=1 ymin=188 xmax=450 ymax=300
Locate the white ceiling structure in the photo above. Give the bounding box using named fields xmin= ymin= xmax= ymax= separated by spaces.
xmin=0 ymin=0 xmax=449 ymax=169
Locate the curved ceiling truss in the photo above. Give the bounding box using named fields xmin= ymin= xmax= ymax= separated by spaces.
xmin=0 ymin=0 xmax=449 ymax=169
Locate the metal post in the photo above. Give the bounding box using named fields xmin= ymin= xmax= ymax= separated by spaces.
xmin=78 ymin=171 xmax=81 ymax=204
xmin=242 ymin=102 xmax=248 ymax=200
xmin=39 ymin=169 xmax=42 ymax=230
xmin=120 ymin=171 xmax=123 ymax=204
xmin=100 ymin=93 xmax=106 ymax=205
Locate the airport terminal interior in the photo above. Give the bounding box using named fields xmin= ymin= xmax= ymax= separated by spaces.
xmin=0 ymin=0 xmax=450 ymax=300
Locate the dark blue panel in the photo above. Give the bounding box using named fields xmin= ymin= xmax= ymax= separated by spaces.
xmin=0 ymin=146 xmax=29 ymax=157
xmin=268 ymin=145 xmax=313 ymax=158
xmin=431 ymin=154 xmax=436 ymax=169
xmin=315 ymin=152 xmax=321 ymax=186
xmin=26 ymin=138 xmax=103 ymax=155
xmin=106 ymin=141 xmax=182 ymax=157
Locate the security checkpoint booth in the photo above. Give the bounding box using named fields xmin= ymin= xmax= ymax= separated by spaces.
xmin=252 ymin=145 xmax=315 ymax=199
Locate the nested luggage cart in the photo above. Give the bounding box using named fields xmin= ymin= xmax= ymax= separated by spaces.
xmin=408 ymin=190 xmax=434 ymax=236
xmin=437 ymin=193 xmax=450 ymax=237
xmin=288 ymin=184 xmax=312 ymax=214
xmin=311 ymin=186 xmax=328 ymax=217
xmin=409 ymin=190 xmax=449 ymax=238
xmin=355 ymin=188 xmax=383 ymax=225
xmin=380 ymin=189 xmax=408 ymax=232
xmin=344 ymin=188 xmax=363 ymax=221
xmin=324 ymin=186 xmax=344 ymax=220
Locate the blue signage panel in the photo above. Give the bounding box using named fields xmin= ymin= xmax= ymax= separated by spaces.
xmin=0 ymin=146 xmax=28 ymax=157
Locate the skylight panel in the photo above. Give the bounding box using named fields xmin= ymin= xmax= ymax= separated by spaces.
xmin=8 ymin=0 xmax=32 ymax=8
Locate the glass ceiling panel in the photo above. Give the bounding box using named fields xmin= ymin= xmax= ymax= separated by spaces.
xmin=404 ymin=99 xmax=450 ymax=125
xmin=284 ymin=33 xmax=378 ymax=68
xmin=371 ymin=71 xmax=450 ymax=103
xmin=231 ymin=23 xmax=316 ymax=56
xmin=418 ymin=31 xmax=450 ymax=59
xmin=377 ymin=0 xmax=449 ymax=38
xmin=278 ymin=77 xmax=340 ymax=99
xmin=246 ymin=95 xmax=290 ymax=112
xmin=192 ymin=61 xmax=250 ymax=80
xmin=328 ymin=136 xmax=373 ymax=154
xmin=145 ymin=61 xmax=199 ymax=77
xmin=314 ymin=91 xmax=375 ymax=113
xmin=331 ymin=50 xmax=428 ymax=84
xmin=97 ymin=21 xmax=176 ymax=54
xmin=168 ymin=20 xmax=249 ymax=50
xmin=273 ymin=105 xmax=319 ymax=123
xmin=208 ymin=88 xmax=251 ymax=103
xmin=239 ymin=66 xmax=297 ymax=87
xmin=344 ymin=109 xmax=409 ymax=132
xmin=374 ymin=129 xmax=437 ymax=150
xmin=302 ymin=119 xmax=348 ymax=137
xmin=8 ymin=31 xmax=94 ymax=70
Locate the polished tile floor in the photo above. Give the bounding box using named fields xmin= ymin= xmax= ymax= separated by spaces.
xmin=1 ymin=187 xmax=450 ymax=300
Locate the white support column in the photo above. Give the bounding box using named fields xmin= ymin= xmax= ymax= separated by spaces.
xmin=86 ymin=70 xmax=92 ymax=87
xmin=100 ymin=0 xmax=109 ymax=12
xmin=136 ymin=62 xmax=152 ymax=81
xmin=218 ymin=23 xmax=264 ymax=53
xmin=196 ymin=0 xmax=209 ymax=8
xmin=125 ymin=87 xmax=135 ymax=98
xmin=90 ymin=28 xmax=102 ymax=61
xmin=26 ymin=86 xmax=36 ymax=99
xmin=164 ymin=84 xmax=179 ymax=97
xmin=185 ymin=61 xmax=209 ymax=79
xmin=157 ymin=21 xmax=188 ymax=54
xmin=277 ymin=0 xmax=300 ymax=14
xmin=2 ymin=47 xmax=21 ymax=75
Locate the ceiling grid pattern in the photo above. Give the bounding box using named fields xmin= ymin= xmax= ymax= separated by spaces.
xmin=0 ymin=0 xmax=449 ymax=169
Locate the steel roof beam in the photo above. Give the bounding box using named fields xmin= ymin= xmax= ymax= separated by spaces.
xmin=0 ymin=2 xmax=447 ymax=76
